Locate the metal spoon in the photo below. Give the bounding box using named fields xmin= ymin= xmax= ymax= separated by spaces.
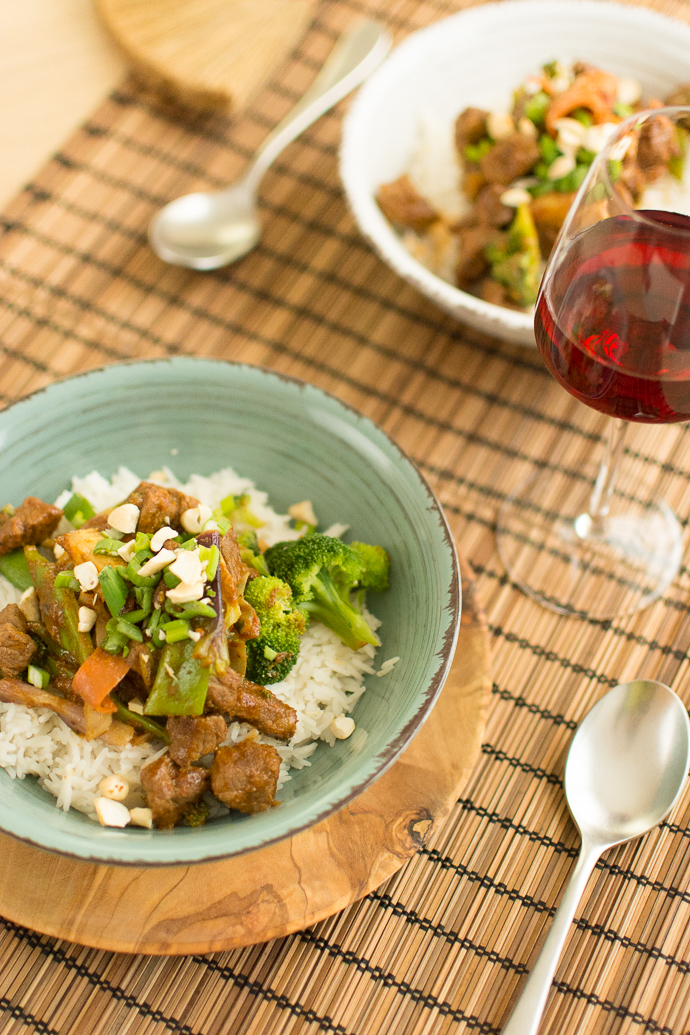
xmin=502 ymin=679 xmax=690 ymax=1035
xmin=148 ymin=20 xmax=391 ymax=270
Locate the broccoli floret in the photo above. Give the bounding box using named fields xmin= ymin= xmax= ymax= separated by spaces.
xmin=486 ymin=203 xmax=541 ymax=307
xmin=244 ymin=575 xmax=306 ymax=684
xmin=349 ymin=542 xmax=390 ymax=593
xmin=264 ymin=533 xmax=379 ymax=651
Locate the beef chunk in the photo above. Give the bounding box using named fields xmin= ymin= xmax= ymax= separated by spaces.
xmin=0 ymin=498 xmax=62 ymax=557
xmin=210 ymin=740 xmax=280 ymax=813
xmin=456 ymin=225 xmax=505 ymax=287
xmin=140 ymin=754 xmax=209 ymax=829
xmin=167 ymin=715 xmax=227 ymax=766
xmin=0 ymin=605 xmax=35 ymax=677
xmin=455 ymin=107 xmax=489 ymax=150
xmin=637 ymin=114 xmax=681 ymax=181
xmin=79 ymin=512 xmax=111 ymax=532
xmin=123 ymin=482 xmax=200 ymax=534
xmin=376 ymin=175 xmax=438 ymax=232
xmin=479 ymin=134 xmax=540 ymax=185
xmin=206 ymin=668 xmax=297 ymax=741
xmin=620 ymin=157 xmax=646 ymax=204
xmin=474 ymin=184 xmax=513 ymax=227
xmin=463 ymin=170 xmax=487 ymax=201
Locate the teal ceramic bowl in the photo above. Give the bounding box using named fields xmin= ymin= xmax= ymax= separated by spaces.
xmin=0 ymin=359 xmax=459 ymax=865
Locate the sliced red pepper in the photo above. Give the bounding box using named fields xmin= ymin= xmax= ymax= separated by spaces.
xmin=72 ymin=647 xmax=129 ymax=714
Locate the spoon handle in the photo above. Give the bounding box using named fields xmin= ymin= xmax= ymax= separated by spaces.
xmin=247 ymin=21 xmax=391 ymax=187
xmin=501 ymin=842 xmax=602 ymax=1035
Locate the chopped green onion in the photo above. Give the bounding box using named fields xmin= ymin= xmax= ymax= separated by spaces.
xmin=135 ymin=586 xmax=154 ymax=612
xmin=165 ymin=600 xmax=216 ymax=620
xmin=63 ymin=493 xmax=95 ymax=528
xmin=55 ymin=571 xmax=80 ymax=591
xmin=102 ymin=625 xmax=128 ymax=655
xmin=572 ymin=108 xmax=594 ymax=127
xmin=93 ymin=537 xmax=123 ymax=556
xmin=263 ymin=645 xmax=278 ymax=661
xmin=0 ymin=549 xmax=33 ymax=591
xmin=27 ymin=665 xmax=50 ymax=689
xmin=134 ymin=531 xmax=153 ymax=552
xmin=175 ymin=538 xmax=198 ymax=551
xmin=539 ymin=134 xmax=559 ymax=165
xmin=524 ymin=91 xmax=550 ymax=127
xmin=215 ymin=515 xmax=231 ymax=535
xmin=98 ymin=566 xmax=128 ymax=616
xmin=164 ymin=619 xmax=191 ymax=643
xmin=219 ymin=494 xmax=237 ymax=516
xmin=164 ymin=569 xmax=181 ymax=589
xmin=613 ymin=102 xmax=633 ymax=119
xmin=115 ymin=617 xmax=143 ymax=642
xmin=121 ymin=607 xmax=150 ymax=624
xmin=608 ymin=159 xmax=622 ymax=182
xmin=576 ymin=147 xmax=596 ymax=166
xmin=146 ymin=608 xmax=166 ymax=648
xmin=528 ymin=180 xmax=555 ymax=198
xmin=199 ymin=544 xmax=220 ymax=582
xmin=123 ymin=550 xmax=158 ymax=588
xmin=463 ymin=138 xmax=493 ymax=164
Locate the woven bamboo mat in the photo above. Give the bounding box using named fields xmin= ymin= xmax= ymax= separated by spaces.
xmin=3 ymin=0 xmax=690 ymax=1030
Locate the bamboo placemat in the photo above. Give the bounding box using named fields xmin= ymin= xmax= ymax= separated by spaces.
xmin=3 ymin=0 xmax=690 ymax=1030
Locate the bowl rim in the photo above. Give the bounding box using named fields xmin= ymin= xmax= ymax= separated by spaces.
xmin=340 ymin=0 xmax=690 ymax=346
xmin=0 ymin=356 xmax=461 ymax=866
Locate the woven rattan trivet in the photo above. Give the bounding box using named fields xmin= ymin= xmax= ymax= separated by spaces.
xmin=5 ymin=0 xmax=690 ymax=1031
xmin=0 ymin=557 xmax=490 ymax=956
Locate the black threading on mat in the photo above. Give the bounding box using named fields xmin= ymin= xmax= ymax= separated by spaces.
xmin=296 ymin=931 xmax=501 ymax=1033
xmin=0 ymin=916 xmax=351 ymax=1035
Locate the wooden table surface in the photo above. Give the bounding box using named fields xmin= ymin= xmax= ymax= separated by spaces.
xmin=0 ymin=0 xmax=125 ymax=210
xmin=4 ymin=1 xmax=690 ymax=1032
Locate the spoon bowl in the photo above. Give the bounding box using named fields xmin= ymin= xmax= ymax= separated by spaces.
xmin=150 ymin=183 xmax=260 ymax=269
xmin=149 ymin=20 xmax=391 ymax=270
xmin=566 ymin=679 xmax=690 ymax=845
xmin=502 ymin=679 xmax=690 ymax=1035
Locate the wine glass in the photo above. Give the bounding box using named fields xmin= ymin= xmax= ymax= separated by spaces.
xmin=497 ymin=107 xmax=690 ymax=620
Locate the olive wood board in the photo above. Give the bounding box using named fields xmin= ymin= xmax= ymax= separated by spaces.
xmin=0 ymin=554 xmax=491 ymax=955
xmin=96 ymin=0 xmax=317 ymax=113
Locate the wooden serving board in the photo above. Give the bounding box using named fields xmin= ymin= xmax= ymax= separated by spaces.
xmin=0 ymin=555 xmax=491 ymax=955
xmin=96 ymin=0 xmax=317 ymax=114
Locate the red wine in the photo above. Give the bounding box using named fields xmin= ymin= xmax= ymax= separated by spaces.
xmin=535 ymin=210 xmax=690 ymax=423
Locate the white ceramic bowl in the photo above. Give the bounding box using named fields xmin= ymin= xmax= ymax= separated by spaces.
xmin=341 ymin=0 xmax=690 ymax=346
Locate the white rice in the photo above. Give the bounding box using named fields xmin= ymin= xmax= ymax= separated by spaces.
xmin=0 ymin=466 xmax=391 ymax=822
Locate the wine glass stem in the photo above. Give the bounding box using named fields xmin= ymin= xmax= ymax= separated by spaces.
xmin=577 ymin=418 xmax=628 ymax=539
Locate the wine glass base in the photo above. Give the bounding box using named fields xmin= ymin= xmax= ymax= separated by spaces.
xmin=497 ymin=469 xmax=682 ymax=620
